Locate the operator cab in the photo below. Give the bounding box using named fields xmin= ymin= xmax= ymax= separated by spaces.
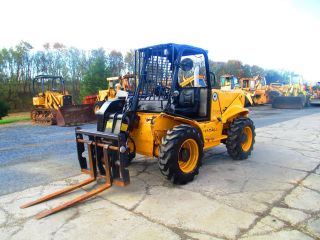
xmin=134 ymin=44 xmax=211 ymax=121
xmin=33 ymin=75 xmax=66 ymax=95
xmin=175 ymin=50 xmax=210 ymax=119
xmin=220 ymin=75 xmax=239 ymax=91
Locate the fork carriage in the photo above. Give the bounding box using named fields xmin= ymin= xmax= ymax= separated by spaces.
xmin=75 ymin=127 xmax=130 ymax=187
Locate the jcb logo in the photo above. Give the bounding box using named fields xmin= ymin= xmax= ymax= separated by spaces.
xmin=204 ymin=128 xmax=217 ymax=132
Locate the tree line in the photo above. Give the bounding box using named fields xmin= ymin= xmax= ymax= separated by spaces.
xmin=0 ymin=41 xmax=293 ymax=112
xmin=0 ymin=41 xmax=134 ymax=111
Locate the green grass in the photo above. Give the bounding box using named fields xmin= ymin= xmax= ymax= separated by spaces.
xmin=0 ymin=116 xmax=31 ymax=125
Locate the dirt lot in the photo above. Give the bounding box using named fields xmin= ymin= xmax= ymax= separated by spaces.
xmin=0 ymin=105 xmax=320 ymax=239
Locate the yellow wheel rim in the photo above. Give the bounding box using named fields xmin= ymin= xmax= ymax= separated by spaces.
xmin=178 ymin=139 xmax=199 ymax=173
xmin=242 ymin=126 xmax=253 ymax=152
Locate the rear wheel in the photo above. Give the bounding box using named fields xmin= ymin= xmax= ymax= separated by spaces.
xmin=226 ymin=117 xmax=255 ymax=160
xmin=158 ymin=125 xmax=203 ymax=184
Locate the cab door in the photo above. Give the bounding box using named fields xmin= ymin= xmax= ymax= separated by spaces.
xmin=175 ymin=48 xmax=211 ymax=121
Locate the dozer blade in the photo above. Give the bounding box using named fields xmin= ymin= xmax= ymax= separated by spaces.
xmin=272 ymin=96 xmax=305 ymax=109
xmin=56 ymin=104 xmax=96 ymax=126
xmin=310 ymin=99 xmax=320 ymax=105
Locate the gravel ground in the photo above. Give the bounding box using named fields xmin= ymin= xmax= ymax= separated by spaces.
xmin=1 ymin=111 xmax=320 ymax=239
xmin=0 ymin=122 xmax=96 ymax=195
xmin=0 ymin=104 xmax=319 ymax=196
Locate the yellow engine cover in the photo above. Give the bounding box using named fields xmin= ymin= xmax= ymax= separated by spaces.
xmin=98 ymin=89 xmax=116 ymax=101
xmin=33 ymin=96 xmax=45 ymax=106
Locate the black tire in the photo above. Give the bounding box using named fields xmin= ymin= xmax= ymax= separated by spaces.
xmin=158 ymin=124 xmax=203 ymax=184
xmin=226 ymin=117 xmax=255 ymax=160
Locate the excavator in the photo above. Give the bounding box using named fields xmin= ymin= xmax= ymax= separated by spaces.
xmin=22 ymin=43 xmax=255 ymax=219
xmin=31 ymin=75 xmax=95 ymax=126
xmin=271 ymin=75 xmax=310 ymax=109
xmin=239 ymin=75 xmax=269 ymax=105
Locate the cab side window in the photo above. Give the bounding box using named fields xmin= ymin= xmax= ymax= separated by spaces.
xmin=178 ymin=54 xmax=207 ymax=88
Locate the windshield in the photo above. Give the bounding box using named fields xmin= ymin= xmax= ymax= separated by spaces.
xmin=220 ymin=77 xmax=231 ymax=86
xmin=221 ymin=76 xmax=238 ymax=88
xmin=249 ymin=80 xmax=255 ymax=89
xmin=178 ymin=54 xmax=207 ymax=88
xmin=33 ymin=76 xmax=64 ymax=95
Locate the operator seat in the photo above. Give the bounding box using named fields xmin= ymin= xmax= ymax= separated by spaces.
xmin=174 ymin=88 xmax=200 ymax=118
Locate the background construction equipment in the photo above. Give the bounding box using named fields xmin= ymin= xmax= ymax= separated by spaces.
xmin=31 ymin=75 xmax=95 ymax=126
xmin=239 ymin=75 xmax=269 ymax=105
xmin=271 ymin=75 xmax=310 ymax=109
xmin=310 ymin=82 xmax=320 ymax=105
xmin=219 ymin=74 xmax=253 ymax=106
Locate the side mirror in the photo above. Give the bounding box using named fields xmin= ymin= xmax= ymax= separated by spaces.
xmin=180 ymin=58 xmax=193 ymax=72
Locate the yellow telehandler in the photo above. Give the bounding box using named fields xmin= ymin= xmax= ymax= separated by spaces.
xmin=22 ymin=44 xmax=255 ymax=219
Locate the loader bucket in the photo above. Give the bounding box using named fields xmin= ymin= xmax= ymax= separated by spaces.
xmin=56 ymin=104 xmax=96 ymax=126
xmin=272 ymin=96 xmax=305 ymax=109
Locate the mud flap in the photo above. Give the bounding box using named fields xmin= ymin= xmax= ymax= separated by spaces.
xmin=56 ymin=104 xmax=96 ymax=126
xmin=272 ymin=96 xmax=305 ymax=109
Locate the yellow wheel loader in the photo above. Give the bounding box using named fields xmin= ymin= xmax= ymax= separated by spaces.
xmin=239 ymin=75 xmax=269 ymax=105
xmin=94 ymin=74 xmax=136 ymax=111
xmin=220 ymin=74 xmax=239 ymax=91
xmin=271 ymin=75 xmax=310 ymax=109
xmin=31 ymin=75 xmax=95 ymax=126
xmin=310 ymin=82 xmax=320 ymax=105
xmin=220 ymin=74 xmax=254 ymax=106
xmin=267 ymin=82 xmax=283 ymax=103
xmin=22 ymin=44 xmax=255 ymax=218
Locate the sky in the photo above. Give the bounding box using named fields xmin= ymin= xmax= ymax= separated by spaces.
xmin=1 ymin=0 xmax=320 ymax=82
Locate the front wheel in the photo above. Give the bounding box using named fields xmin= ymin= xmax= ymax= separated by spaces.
xmin=158 ymin=125 xmax=203 ymax=184
xmin=226 ymin=117 xmax=255 ymax=160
